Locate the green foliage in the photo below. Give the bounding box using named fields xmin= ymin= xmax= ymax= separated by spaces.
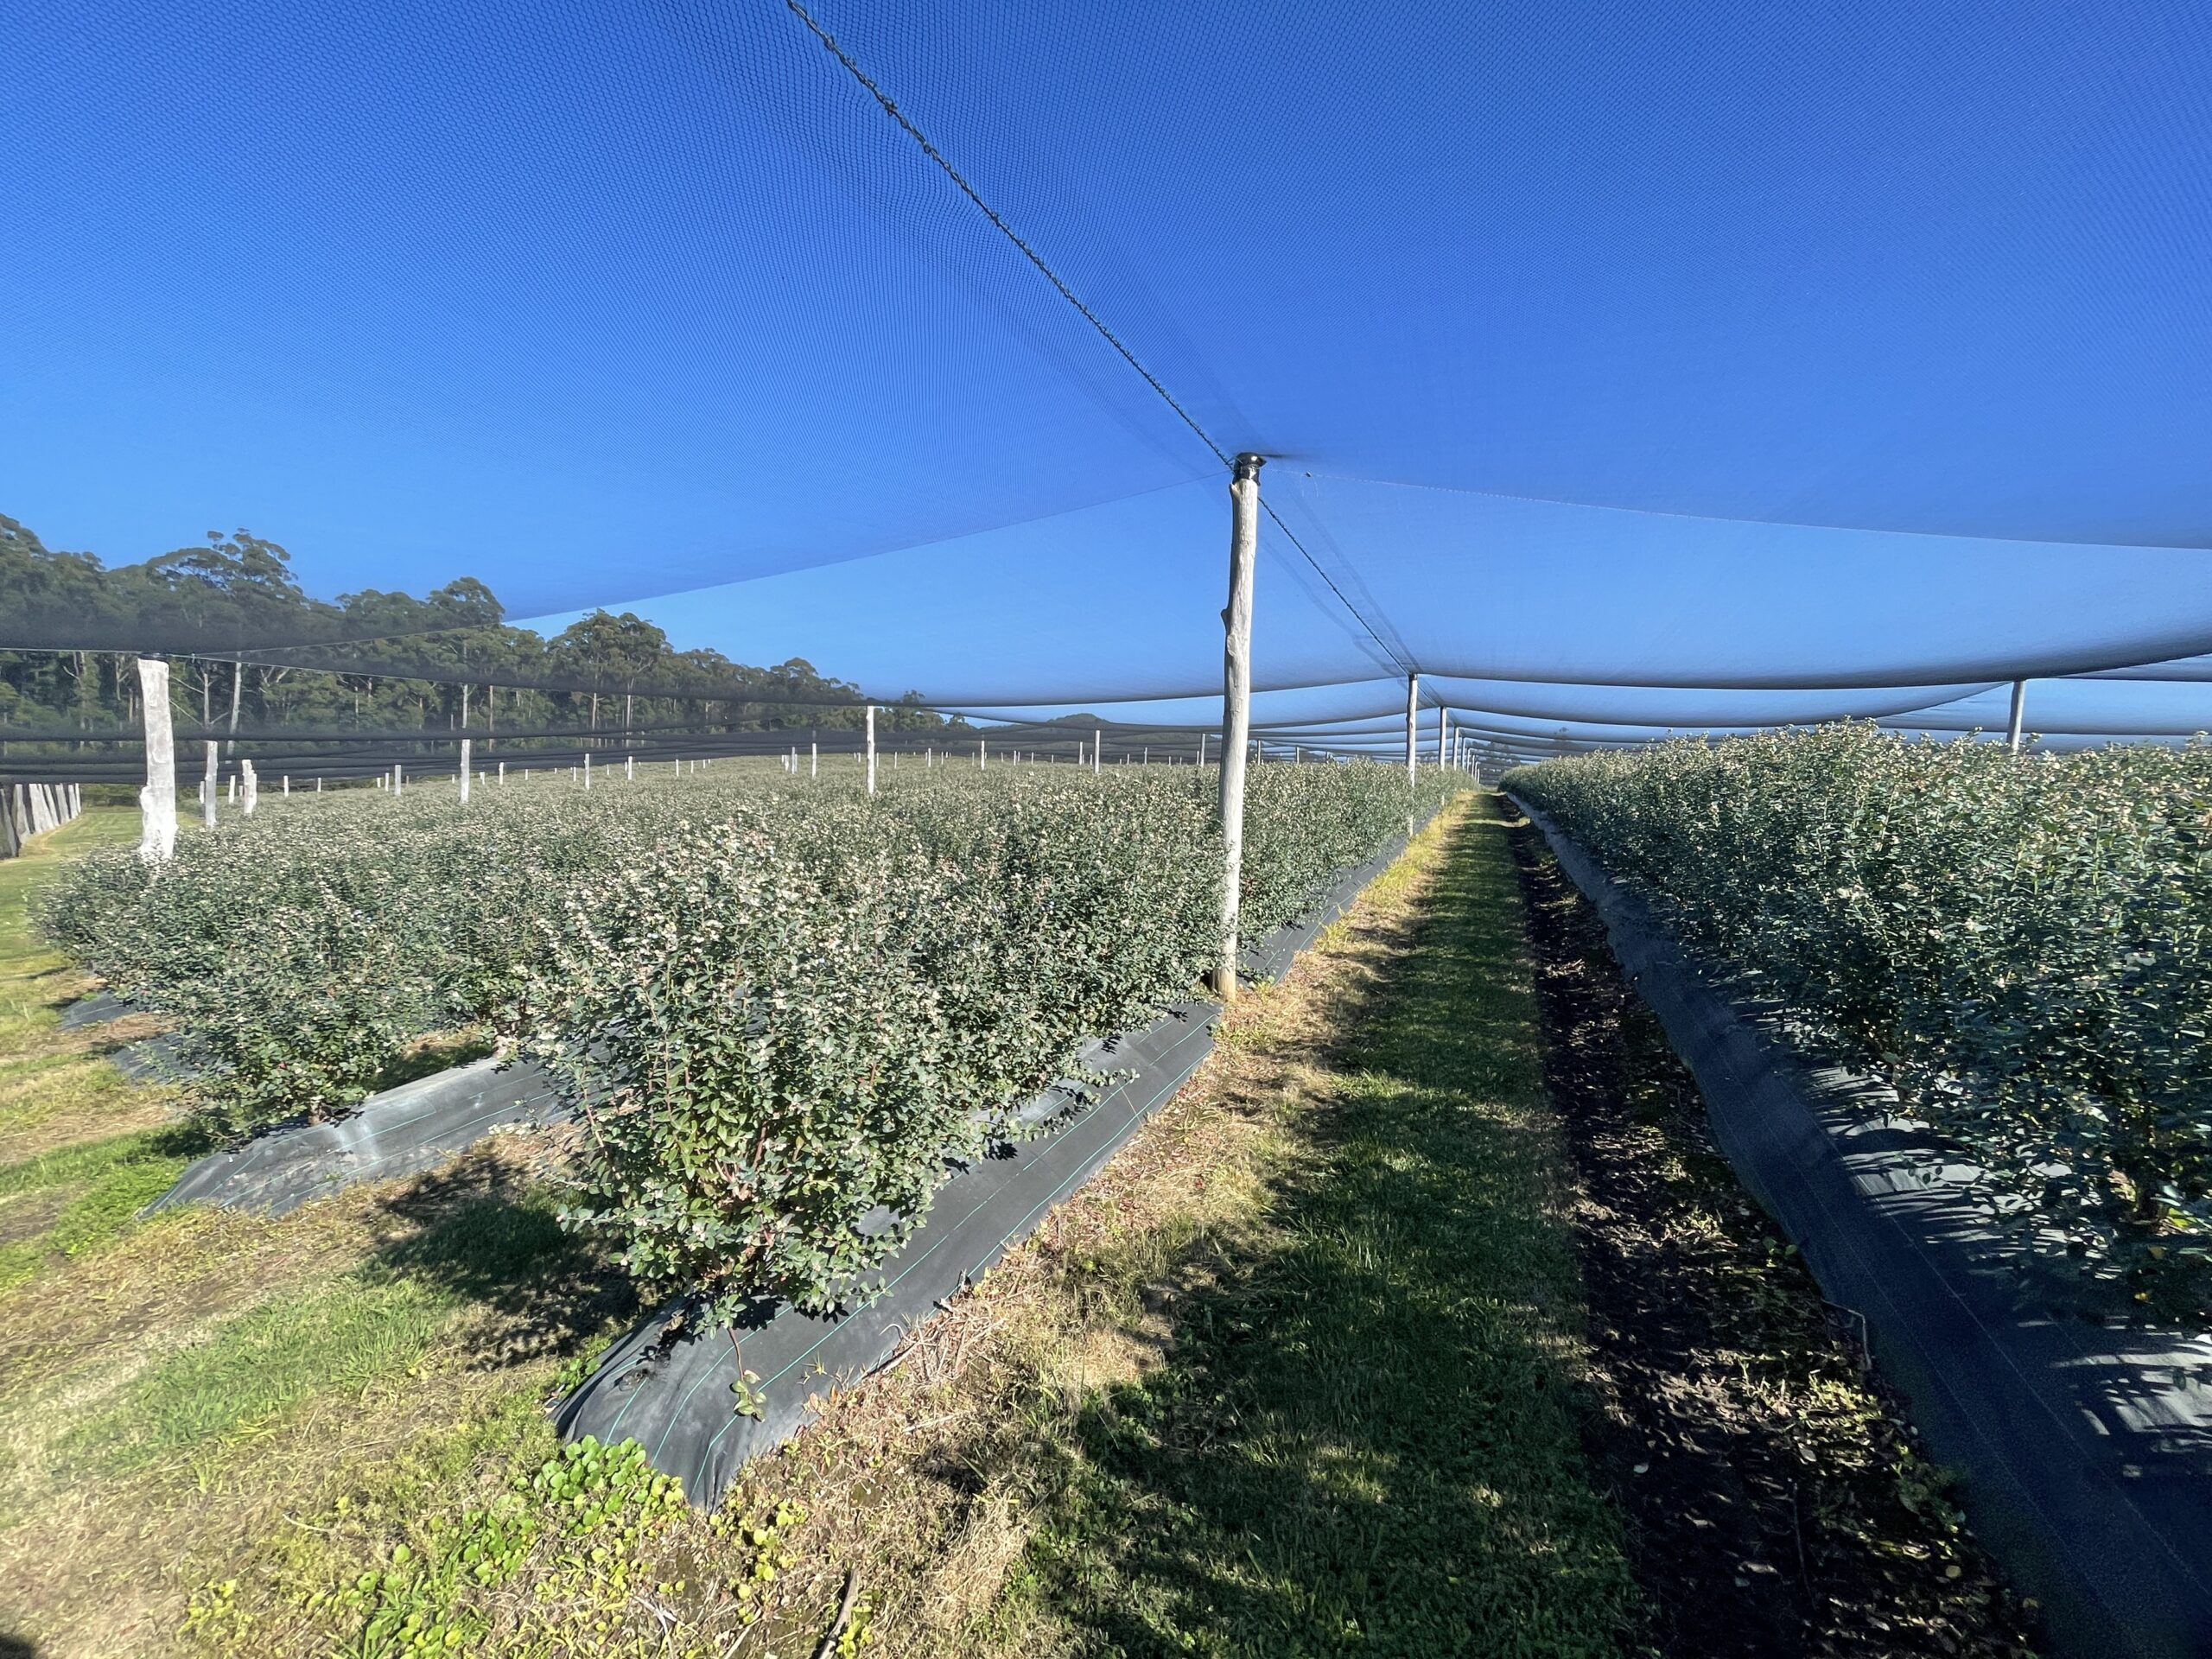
xmin=43 ymin=763 xmax=1464 ymax=1313
xmin=516 ymin=765 xmax=1463 ymax=1316
xmin=1509 ymin=727 xmax=2212 ymax=1318
xmin=188 ymin=1437 xmax=689 ymax=1656
xmin=0 ymin=510 xmax=960 ymax=766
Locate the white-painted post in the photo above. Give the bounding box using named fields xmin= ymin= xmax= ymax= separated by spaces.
xmin=979 ymin=740 xmax=987 ymax=772
xmin=282 ymin=774 xmax=289 ymax=796
xmin=203 ymin=741 xmax=219 ymax=827
xmin=226 ymin=771 xmax=237 ymax=805
xmin=1094 ymin=733 xmax=1102 ymax=774
xmin=866 ymin=704 xmax=877 ymax=796
xmin=583 ymin=753 xmax=592 ymax=790
xmin=1198 ymin=731 xmax=1206 ymax=768
xmin=238 ymin=759 xmax=257 ymax=816
xmin=136 ymin=658 xmax=176 ymax=863
xmin=1216 ymin=453 xmax=1263 ymax=1003
xmin=499 ymin=760 xmax=505 ymax=786
xmin=395 ymin=763 xmax=404 ymax=796
xmin=810 ymin=741 xmax=817 ymax=779
xmin=1404 ymin=673 xmax=1419 ymax=790
xmin=625 ymin=753 xmax=634 ymax=783
xmin=316 ymin=777 xmax=322 ymax=793
xmin=459 ymin=739 xmax=473 ymax=803
xmin=1437 ymin=705 xmax=1448 ymax=766
xmin=2006 ymin=678 xmax=2027 ymax=755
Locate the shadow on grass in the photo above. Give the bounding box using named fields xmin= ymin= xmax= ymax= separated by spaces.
xmin=365 ymin=1154 xmax=637 ymax=1372
xmin=63 ymin=1148 xmax=633 ymax=1477
xmin=1012 ymin=808 xmax=1637 ymax=1658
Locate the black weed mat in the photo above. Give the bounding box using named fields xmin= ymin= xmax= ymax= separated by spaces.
xmin=1508 ymin=817 xmax=2041 ymax=1659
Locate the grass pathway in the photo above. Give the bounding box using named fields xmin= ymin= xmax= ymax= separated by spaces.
xmin=998 ymin=795 xmax=1634 ymax=1656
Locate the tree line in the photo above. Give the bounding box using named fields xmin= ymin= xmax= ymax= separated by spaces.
xmin=0 ymin=514 xmax=963 ymax=753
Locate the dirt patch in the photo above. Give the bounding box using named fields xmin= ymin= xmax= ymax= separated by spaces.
xmin=1507 ymin=813 xmax=2040 ymax=1657
xmin=0 ymin=1188 xmax=70 ymax=1248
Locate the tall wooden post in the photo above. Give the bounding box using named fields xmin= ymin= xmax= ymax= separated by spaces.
xmin=865 ymin=704 xmax=877 ymax=795
xmin=2006 ymin=679 xmax=2027 ymax=755
xmin=1404 ymin=672 xmax=1419 ymax=789
xmin=240 ymin=759 xmax=258 ymax=816
xmin=1215 ymin=453 xmax=1263 ymax=1002
xmin=202 ymin=741 xmax=219 ymax=828
xmin=1403 ymin=671 xmax=1419 ymax=831
xmin=137 ymin=658 xmax=176 ymax=863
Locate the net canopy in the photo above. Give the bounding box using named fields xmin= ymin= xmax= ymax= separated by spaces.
xmin=4 ymin=0 xmax=2209 ymax=755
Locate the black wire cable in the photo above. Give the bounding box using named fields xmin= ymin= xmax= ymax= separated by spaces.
xmin=782 ymin=0 xmax=1417 ymax=684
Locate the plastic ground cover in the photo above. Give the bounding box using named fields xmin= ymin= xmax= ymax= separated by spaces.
xmin=1513 ymin=795 xmax=2212 ymax=1659
xmin=146 ymin=1054 xmax=569 ymax=1217
xmin=552 ymin=821 xmax=1422 ymax=1507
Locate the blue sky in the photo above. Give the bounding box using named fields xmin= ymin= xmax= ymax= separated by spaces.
xmin=5 ymin=0 xmax=2210 ymax=743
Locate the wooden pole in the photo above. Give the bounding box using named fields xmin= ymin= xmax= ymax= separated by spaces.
xmin=865 ymin=704 xmax=876 ymax=796
xmin=240 ymin=759 xmax=258 ymax=816
xmin=137 ymin=658 xmax=176 ymax=863
xmin=2006 ymin=678 xmax=2027 ymax=755
xmin=1437 ymin=705 xmax=1448 ymax=765
xmin=203 ymin=741 xmax=219 ymax=828
xmin=459 ymin=738 xmax=473 ymax=803
xmin=1215 ymin=453 xmax=1263 ymax=1002
xmin=1404 ymin=672 xmax=1419 ymax=787
xmin=1404 ymin=671 xmax=1419 ymax=830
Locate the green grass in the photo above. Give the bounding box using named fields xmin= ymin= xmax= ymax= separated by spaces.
xmin=0 ymin=1125 xmax=203 ymax=1292
xmin=66 ymin=1189 xmax=581 ymax=1477
xmin=1005 ymin=802 xmax=1637 ymax=1657
xmin=0 ymin=806 xmax=143 ymax=989
xmin=0 ymin=809 xmax=203 ymax=1290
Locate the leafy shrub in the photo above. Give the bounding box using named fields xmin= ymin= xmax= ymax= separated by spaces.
xmin=43 ymin=762 xmax=1466 ymax=1308
xmin=1509 ymin=728 xmax=2212 ymax=1318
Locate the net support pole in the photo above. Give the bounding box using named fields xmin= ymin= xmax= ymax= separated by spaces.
xmin=1437 ymin=705 xmax=1448 ymax=765
xmin=202 ymin=741 xmax=218 ymax=828
xmin=865 ymin=704 xmax=876 ymax=796
xmin=810 ymin=741 xmax=817 ymax=779
xmin=1404 ymin=671 xmax=1419 ymax=830
xmin=1214 ymin=452 xmax=1263 ymax=1003
xmin=2006 ymin=678 xmax=2027 ymax=755
xmin=137 ymin=658 xmax=176 ymax=864
xmin=240 ymin=759 xmax=257 ymax=816
xmin=459 ymin=739 xmax=473 ymax=803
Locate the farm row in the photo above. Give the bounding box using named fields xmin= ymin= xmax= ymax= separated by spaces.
xmin=42 ymin=762 xmax=1465 ymax=1313
xmin=1508 ymin=728 xmax=2212 ymax=1319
